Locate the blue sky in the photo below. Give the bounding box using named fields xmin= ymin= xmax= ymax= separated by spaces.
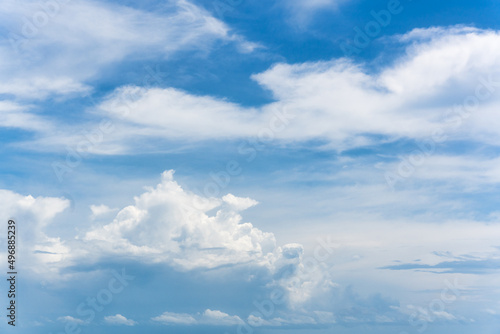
xmin=1 ymin=0 xmax=500 ymax=333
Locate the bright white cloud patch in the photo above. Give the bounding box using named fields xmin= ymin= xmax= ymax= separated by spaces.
xmin=0 ymin=0 xmax=497 ymax=330
xmin=0 ymin=171 xmax=335 ymax=309
xmin=76 ymin=171 xmax=336 ymax=307
xmin=380 ymin=26 xmax=500 ymax=95
xmin=83 ymin=170 xmax=277 ymax=271
xmin=104 ymin=314 xmax=137 ymax=326
xmin=10 ymin=26 xmax=500 ymax=154
xmin=80 ymin=172 xmax=335 ymax=304
xmin=26 ymin=26 xmax=494 ymax=154
xmin=222 ymin=193 xmax=258 ymax=211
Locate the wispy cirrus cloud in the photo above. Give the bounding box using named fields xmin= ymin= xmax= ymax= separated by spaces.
xmin=0 ymin=0 xmax=253 ymax=100
xmin=382 ymin=251 xmax=500 ymax=274
xmin=279 ymin=0 xmax=346 ymax=27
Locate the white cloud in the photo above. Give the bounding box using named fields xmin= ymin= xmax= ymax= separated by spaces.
xmin=90 ymin=204 xmax=118 ymax=220
xmin=0 ymin=0 xmax=259 ymax=155
xmin=247 ymin=311 xmax=336 ymax=327
xmin=94 ymin=85 xmax=265 ymax=141
xmin=0 ymin=101 xmax=53 ymax=132
xmin=0 ymin=0 xmax=251 ymax=99
xmin=247 ymin=314 xmax=274 ymax=327
xmin=432 ymin=311 xmax=456 ymax=321
xmin=274 ymin=314 xmax=317 ymax=325
xmin=380 ymin=26 xmax=500 ymax=96
xmin=152 ymin=312 xmax=197 ymax=325
xmin=83 ymin=170 xmax=277 ymax=271
xmin=9 ymin=26 xmax=500 ymax=155
xmin=104 ymin=314 xmax=137 ymax=326
xmin=272 ymin=243 xmax=338 ymax=307
xmin=0 ymin=171 xmax=335 ymax=308
xmin=201 ymin=309 xmax=243 ymax=325
xmin=76 ymin=171 xmax=334 ymax=307
xmin=404 ymin=305 xmax=457 ymax=323
xmin=78 ymin=171 xmax=336 ymax=308
xmin=0 ymin=189 xmax=70 ymax=276
xmin=222 ymin=194 xmax=258 ymax=211
xmin=0 ymin=77 xmax=90 ymax=100
xmin=152 ymin=309 xmax=243 ymax=326
xmin=57 ymin=316 xmax=85 ymax=324
xmin=27 ymin=26 xmax=494 ymax=155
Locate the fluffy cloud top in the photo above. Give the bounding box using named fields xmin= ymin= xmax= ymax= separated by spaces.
xmin=0 ymin=171 xmax=335 ymax=309
xmin=84 ymin=170 xmax=277 ymax=271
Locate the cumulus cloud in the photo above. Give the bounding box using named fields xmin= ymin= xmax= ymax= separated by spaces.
xmin=0 ymin=189 xmax=70 ymax=276
xmin=83 ymin=170 xmax=277 ymax=271
xmin=76 ymin=171 xmax=335 ymax=307
xmin=104 ymin=314 xmax=137 ymax=326
xmin=0 ymin=170 xmax=334 ymax=309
